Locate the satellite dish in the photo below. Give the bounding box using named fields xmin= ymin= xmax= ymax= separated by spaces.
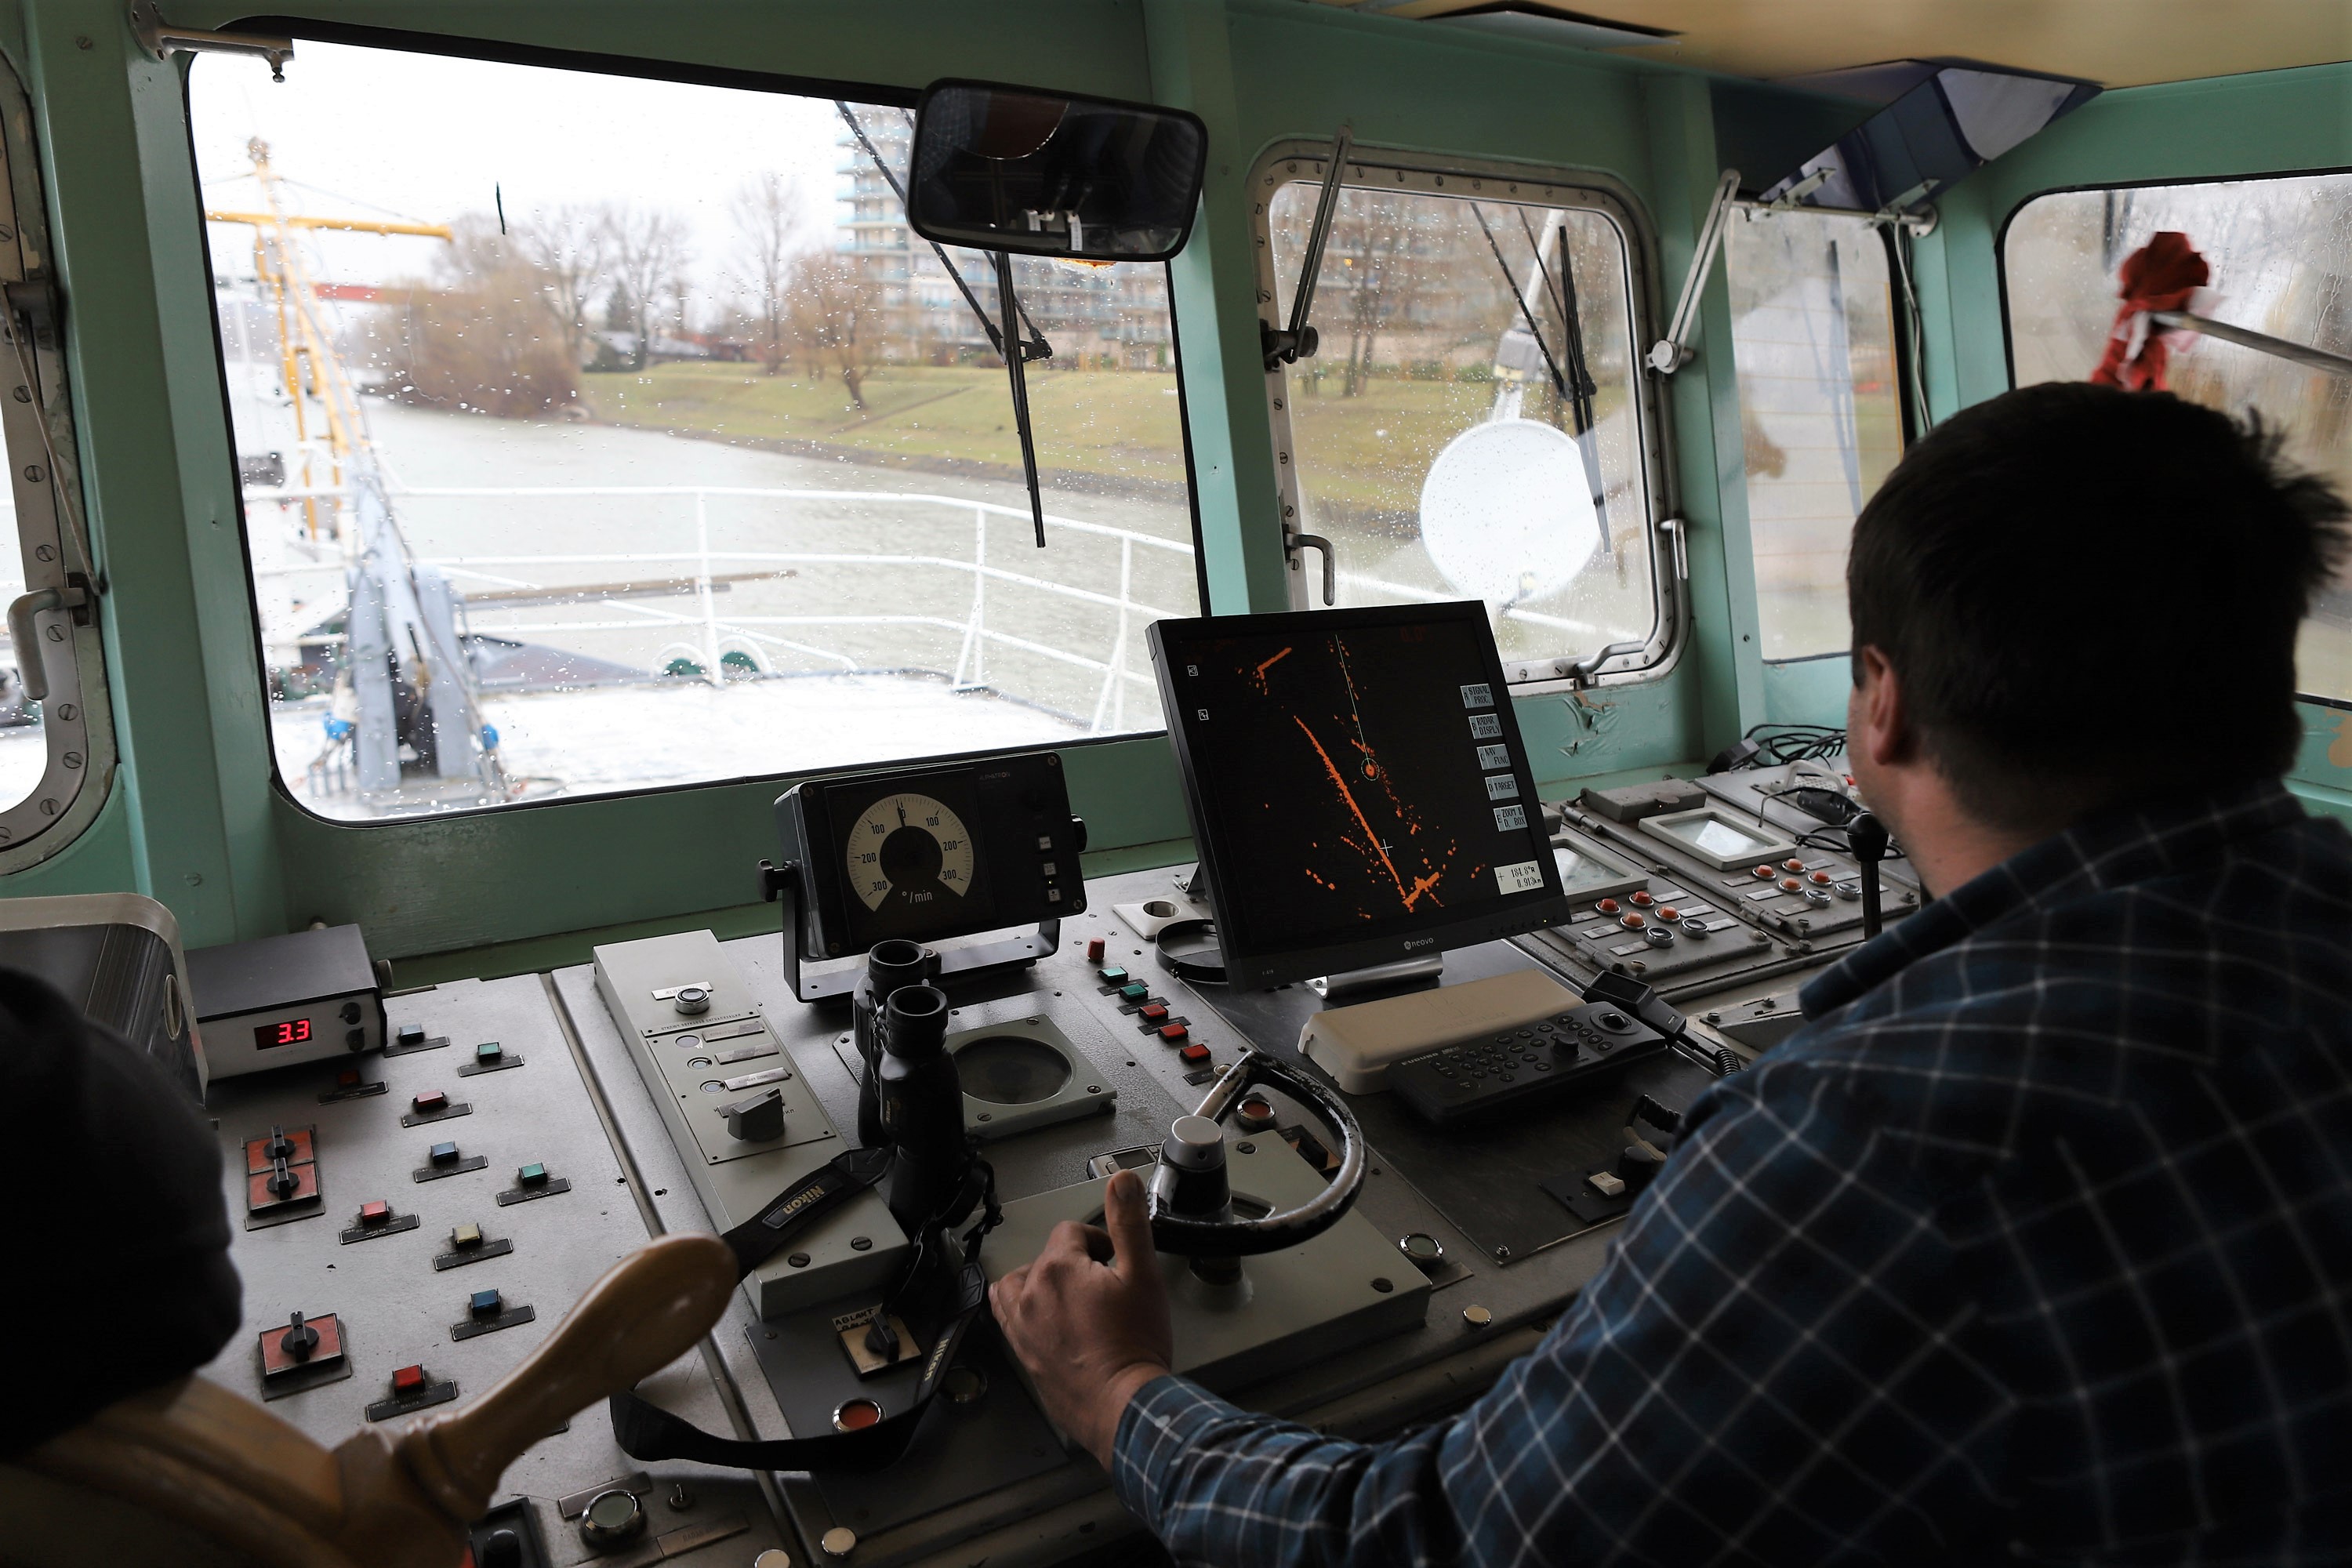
xmin=1417 ymin=419 xmax=1601 ymax=607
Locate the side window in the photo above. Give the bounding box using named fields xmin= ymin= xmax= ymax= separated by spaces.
xmin=193 ymin=44 xmax=1197 ymax=822
xmin=1725 ymin=210 xmax=1904 ymax=661
xmin=1259 ymin=154 xmax=1662 ymax=681
xmin=2005 ymin=174 xmax=2352 ymax=699
xmin=0 ymin=60 xmax=108 ymax=860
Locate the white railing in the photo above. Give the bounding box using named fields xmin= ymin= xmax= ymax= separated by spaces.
xmin=246 ymin=481 xmax=1610 ymax=731
xmin=249 ymin=485 xmax=1195 ymax=735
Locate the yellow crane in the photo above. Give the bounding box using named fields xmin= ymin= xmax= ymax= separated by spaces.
xmin=204 ymin=137 xmax=450 ymax=539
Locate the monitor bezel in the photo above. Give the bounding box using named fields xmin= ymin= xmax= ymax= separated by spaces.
xmin=1148 ymin=601 xmax=1574 ymax=992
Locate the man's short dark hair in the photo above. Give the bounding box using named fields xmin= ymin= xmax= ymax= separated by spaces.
xmin=1848 ymin=382 xmax=2349 ymax=834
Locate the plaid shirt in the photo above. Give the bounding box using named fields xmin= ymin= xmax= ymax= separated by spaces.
xmin=1113 ymin=779 xmax=2352 ymax=1566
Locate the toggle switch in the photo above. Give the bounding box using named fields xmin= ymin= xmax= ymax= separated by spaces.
xmin=267 ymin=1156 xmax=298 ymax=1198
xmin=279 ymin=1310 xmax=319 ymax=1361
xmin=264 ymin=1125 xmax=296 ymax=1161
xmin=722 ymin=1087 xmax=786 ymax=1142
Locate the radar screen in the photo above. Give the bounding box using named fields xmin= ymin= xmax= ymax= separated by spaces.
xmin=1151 ymin=602 xmax=1568 ymax=989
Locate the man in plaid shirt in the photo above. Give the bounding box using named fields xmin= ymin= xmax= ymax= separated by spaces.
xmin=992 ymin=383 xmax=2352 ymax=1564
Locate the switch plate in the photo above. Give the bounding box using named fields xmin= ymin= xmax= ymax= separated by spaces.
xmin=593 ymin=931 xmax=907 ymax=1319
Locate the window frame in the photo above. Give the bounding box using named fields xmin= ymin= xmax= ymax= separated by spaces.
xmin=0 ymin=57 xmax=114 ymax=868
xmin=1248 ymin=139 xmax=1681 ymax=694
xmin=1993 ymin=163 xmax=2352 ymax=709
xmin=184 ymin=33 xmax=1210 ymax=827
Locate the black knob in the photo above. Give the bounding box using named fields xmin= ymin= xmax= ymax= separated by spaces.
xmin=1618 ymin=1141 xmax=1668 ymax=1194
xmin=341 ymin=1000 xmax=363 ymax=1025
xmin=721 ymin=1087 xmax=786 ymax=1143
xmin=267 ymin=1156 xmax=298 ymax=1198
xmin=478 ymin=1530 xmax=522 ymax=1568
xmin=264 ymin=1125 xmax=295 ymax=1160
xmin=279 ymin=1311 xmax=318 ymax=1360
xmin=345 ymin=1028 xmax=366 ymax=1051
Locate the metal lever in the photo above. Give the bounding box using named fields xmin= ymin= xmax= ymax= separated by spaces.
xmin=1288 ymin=532 xmax=1336 ymax=606
xmin=7 ymin=587 xmax=66 ymax=702
xmin=1646 ymin=169 xmax=1741 ymax=374
xmin=1568 ymin=638 xmax=1646 ymax=688
xmin=1847 ymin=811 xmax=1888 ymax=940
xmin=127 ymin=1 xmax=294 ymax=78
xmin=2149 ymin=311 xmax=2352 ymax=379
xmin=1261 ymin=127 xmax=1352 ymax=371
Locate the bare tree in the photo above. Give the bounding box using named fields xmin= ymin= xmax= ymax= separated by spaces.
xmin=732 ymin=172 xmax=803 ymax=376
xmin=511 ymin=203 xmax=607 ymax=371
xmin=601 ymin=205 xmax=687 ymax=370
xmin=788 ymin=253 xmax=886 ymax=409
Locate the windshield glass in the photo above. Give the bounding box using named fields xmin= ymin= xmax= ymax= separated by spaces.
xmin=193 ymin=44 xmax=1197 ymax=820
xmin=1266 ymin=170 xmax=1654 ymax=668
xmin=2006 ymin=174 xmax=2352 ymax=700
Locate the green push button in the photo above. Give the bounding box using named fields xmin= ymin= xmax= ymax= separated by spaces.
xmin=1119 ymin=982 xmax=1149 ymax=1003
xmin=517 ymin=1163 xmax=547 ymax=1185
xmin=1098 ymin=966 xmax=1128 ymax=984
xmin=475 ymin=1041 xmax=503 ymax=1063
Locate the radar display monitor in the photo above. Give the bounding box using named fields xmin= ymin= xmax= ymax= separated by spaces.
xmin=1150 ymin=602 xmax=1571 ymax=990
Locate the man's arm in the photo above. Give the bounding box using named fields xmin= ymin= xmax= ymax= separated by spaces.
xmin=995 ymin=1065 xmax=2013 ymax=1567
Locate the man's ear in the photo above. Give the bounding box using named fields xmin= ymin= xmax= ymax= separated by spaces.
xmin=1851 ymin=646 xmax=1917 ymax=768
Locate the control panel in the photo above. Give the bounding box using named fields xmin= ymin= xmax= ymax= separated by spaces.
xmin=184 ymin=849 xmax=1843 ymax=1566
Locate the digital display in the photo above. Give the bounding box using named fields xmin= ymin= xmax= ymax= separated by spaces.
xmin=256 ymin=1017 xmax=313 ymax=1050
xmin=1156 ymin=605 xmax=1556 ymax=971
xmin=1552 ymin=833 xmax=1646 ymax=899
xmin=1657 ymin=815 xmax=1778 ymax=859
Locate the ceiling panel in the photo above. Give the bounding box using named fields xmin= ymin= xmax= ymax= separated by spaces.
xmin=1330 ymin=1 xmax=2352 ymax=89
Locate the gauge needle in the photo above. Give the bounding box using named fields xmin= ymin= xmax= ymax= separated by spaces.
xmin=897 ymin=801 xmax=907 ymax=826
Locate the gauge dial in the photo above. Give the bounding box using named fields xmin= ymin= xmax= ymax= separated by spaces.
xmin=848 ymin=792 xmax=975 ymax=913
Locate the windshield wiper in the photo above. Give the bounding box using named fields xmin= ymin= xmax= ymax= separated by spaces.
xmin=1472 ymin=202 xmax=1610 ymax=556
xmin=836 ymin=103 xmax=1051 ymax=363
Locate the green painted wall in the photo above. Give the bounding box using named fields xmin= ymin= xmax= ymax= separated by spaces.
xmin=13 ymin=0 xmax=2335 ymax=974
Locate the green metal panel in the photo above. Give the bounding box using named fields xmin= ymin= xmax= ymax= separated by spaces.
xmin=1760 ymin=655 xmax=1850 ymax=731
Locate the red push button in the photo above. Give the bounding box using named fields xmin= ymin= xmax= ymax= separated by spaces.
xmin=337 ymin=1068 xmax=361 ymax=1087
xmin=413 ymin=1089 xmax=448 ymax=1113
xmin=1629 ymin=890 xmax=1653 ymax=907
xmin=1620 ymin=913 xmax=1645 ymax=929
xmin=391 ymin=1364 xmax=426 ymax=1394
xmin=1085 ymin=938 xmax=1105 ymax=963
xmin=1657 ymin=906 xmax=1681 ymax=921
xmin=1139 ymin=1003 xmax=1170 ymax=1022
xmin=1178 ymin=1043 xmax=1210 ymax=1065
xmin=1158 ymin=1022 xmax=1189 ymax=1043
xmin=359 ymin=1200 xmax=391 ymax=1225
xmin=1784 ymin=858 xmax=1806 ymax=873
xmin=1810 ymin=869 xmax=1832 ymax=884
xmin=1751 ymin=865 xmax=1776 ymax=879
xmin=1595 ymin=898 xmax=1620 ymax=915
xmin=1779 ymin=877 xmax=1802 ymax=892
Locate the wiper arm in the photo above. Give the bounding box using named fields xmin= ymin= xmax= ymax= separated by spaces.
xmin=836 ymin=102 xmax=1051 ymax=363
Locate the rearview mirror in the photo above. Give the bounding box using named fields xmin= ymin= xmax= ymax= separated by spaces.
xmin=907 ymin=79 xmax=1207 ymax=263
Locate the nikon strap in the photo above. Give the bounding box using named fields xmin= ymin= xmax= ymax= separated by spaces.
xmin=608 ymin=1146 xmax=993 ymax=1472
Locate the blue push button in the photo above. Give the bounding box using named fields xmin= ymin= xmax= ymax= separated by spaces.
xmin=469 ymin=1288 xmax=502 ymax=1316
xmin=429 ymin=1141 xmax=459 ymax=1163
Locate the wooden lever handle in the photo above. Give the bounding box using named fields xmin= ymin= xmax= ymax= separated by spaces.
xmin=394 ymin=1232 xmax=735 ymax=1520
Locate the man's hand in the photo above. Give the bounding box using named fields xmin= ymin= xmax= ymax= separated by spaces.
xmin=990 ymin=1167 xmax=1174 ymax=1465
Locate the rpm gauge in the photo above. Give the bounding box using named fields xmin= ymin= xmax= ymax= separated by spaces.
xmin=848 ymin=792 xmax=975 ymax=914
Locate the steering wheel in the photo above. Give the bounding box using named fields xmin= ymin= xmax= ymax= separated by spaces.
xmin=1145 ymin=1050 xmax=1367 ymax=1258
